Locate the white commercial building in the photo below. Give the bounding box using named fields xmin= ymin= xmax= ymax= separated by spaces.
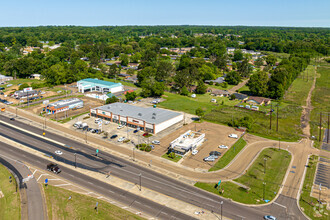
xmin=91 ymin=103 xmax=183 ymax=134
xmin=169 ymin=130 xmax=205 ymax=155
xmin=77 ymin=78 xmax=124 ymax=94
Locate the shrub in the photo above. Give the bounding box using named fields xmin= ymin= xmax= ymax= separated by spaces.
xmin=145 ymin=145 xmax=152 ymax=152
xmin=123 ymin=139 xmax=130 ymax=143
xmin=169 ymin=152 xmax=176 ymax=159
xmin=215 ymin=82 xmax=220 ymax=86
xmin=209 ymin=81 xmax=214 ymax=85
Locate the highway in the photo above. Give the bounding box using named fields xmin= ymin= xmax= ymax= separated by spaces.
xmin=0 ymin=114 xmax=307 ymax=219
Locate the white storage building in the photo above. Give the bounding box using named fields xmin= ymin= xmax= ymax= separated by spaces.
xmin=91 ymin=103 xmax=183 ymax=134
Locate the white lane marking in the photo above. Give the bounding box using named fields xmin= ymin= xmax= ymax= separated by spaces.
xmin=37 ymin=174 xmax=48 ymax=181
xmin=54 ymin=183 xmax=71 ymax=187
xmin=122 ymin=206 xmax=128 ymax=209
xmin=273 ymin=202 xmax=287 ymax=209
xmin=97 ymin=196 xmax=103 ymax=199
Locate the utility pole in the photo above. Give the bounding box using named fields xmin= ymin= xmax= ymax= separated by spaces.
xmin=132 ymin=147 xmax=135 ymax=161
xmin=85 ymin=130 xmax=87 ymax=143
xmin=220 ymin=201 xmax=223 ymax=220
xmin=327 ymin=114 xmax=329 ymax=143
xmin=16 ymin=107 xmax=17 ymax=118
xmin=264 ymin=158 xmax=267 ymax=174
xmin=270 ymin=103 xmax=272 ymax=130
xmin=319 ymin=113 xmax=322 ymax=142
xmin=139 ymin=173 xmax=142 ymax=191
xmin=276 ymin=104 xmax=279 ymax=132
xmin=318 ymin=184 xmax=322 ymax=211
xmin=74 ymin=153 xmax=77 ymax=168
xmin=263 ymin=182 xmax=266 ymax=201
xmin=278 ymin=138 xmax=281 ymax=150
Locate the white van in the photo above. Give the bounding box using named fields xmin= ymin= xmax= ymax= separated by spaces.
xmin=95 ymin=118 xmax=101 ymax=123
xmin=229 ymin=134 xmax=238 ymax=139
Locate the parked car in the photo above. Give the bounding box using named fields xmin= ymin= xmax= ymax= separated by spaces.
xmin=218 ymin=145 xmax=228 ymax=149
xmin=203 ymin=155 xmax=216 ymax=162
xmin=104 ymin=121 xmax=110 ymax=125
xmin=192 ymin=149 xmax=198 ymax=155
xmin=152 ymin=140 xmax=160 ymax=145
xmin=95 ymin=118 xmax=101 ymax=123
xmin=10 ymin=117 xmax=15 ymax=121
xmin=150 ymin=145 xmax=155 ymax=149
xmin=228 ymin=134 xmax=238 ymax=139
xmin=143 ymin=132 xmax=149 ymax=136
xmin=209 ymin=151 xmax=221 ymax=156
xmin=118 ymin=137 xmax=126 ymax=142
xmin=133 ymin=129 xmax=139 ymax=133
xmin=47 ymin=163 xmax=61 ymax=174
xmin=110 ymin=134 xmax=118 ymax=139
xmin=117 ymin=125 xmax=124 ymax=129
xmin=264 ymin=216 xmax=276 ymax=220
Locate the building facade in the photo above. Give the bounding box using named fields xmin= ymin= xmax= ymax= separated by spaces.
xmin=77 ymin=78 xmax=124 ymax=94
xmin=91 ymin=103 xmax=183 ymax=134
xmin=45 ymin=98 xmax=83 ymax=114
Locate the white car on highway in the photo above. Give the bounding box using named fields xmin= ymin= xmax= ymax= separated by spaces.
xmin=55 ymin=150 xmax=63 ymax=155
xmin=117 ymin=137 xmax=126 ymax=142
xmin=218 ymin=145 xmax=228 ymax=149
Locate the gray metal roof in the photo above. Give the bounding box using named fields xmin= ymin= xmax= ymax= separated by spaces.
xmin=95 ymin=103 xmax=182 ymax=125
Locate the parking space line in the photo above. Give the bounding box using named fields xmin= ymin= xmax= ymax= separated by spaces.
xmin=54 ymin=183 xmax=71 ymax=187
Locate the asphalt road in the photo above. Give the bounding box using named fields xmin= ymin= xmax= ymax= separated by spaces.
xmin=0 ymin=153 xmax=45 ymax=220
xmin=0 ymin=141 xmax=195 ymax=220
xmin=0 ymin=115 xmax=307 ymax=220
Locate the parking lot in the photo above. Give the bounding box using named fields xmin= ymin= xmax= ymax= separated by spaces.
xmin=151 ymin=121 xmax=243 ymax=170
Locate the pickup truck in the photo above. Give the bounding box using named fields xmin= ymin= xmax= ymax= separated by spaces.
xmin=47 ymin=163 xmax=61 ymax=174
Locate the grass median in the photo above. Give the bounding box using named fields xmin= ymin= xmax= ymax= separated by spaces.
xmin=44 ymin=185 xmax=144 ymax=220
xmin=161 ymin=153 xmax=182 ymax=162
xmin=196 ymin=148 xmax=291 ymax=204
xmin=209 ymin=137 xmax=247 ymax=171
xmin=299 ymin=155 xmax=328 ymax=219
xmin=0 ymin=164 xmax=20 ymax=220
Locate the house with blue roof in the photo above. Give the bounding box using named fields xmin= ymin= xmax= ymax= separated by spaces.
xmin=77 ymin=78 xmax=124 ymax=94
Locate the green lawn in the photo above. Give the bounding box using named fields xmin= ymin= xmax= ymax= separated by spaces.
xmin=207 ymin=83 xmax=235 ymax=91
xmin=299 ymin=156 xmax=328 ymax=219
xmin=8 ymin=78 xmax=40 ymax=85
xmin=0 ymin=164 xmax=20 ymax=220
xmin=196 ymin=148 xmax=291 ymax=204
xmin=44 ymin=185 xmax=144 ymax=220
xmin=161 ymin=153 xmax=182 ymax=162
xmin=310 ymin=62 xmax=330 ymax=148
xmin=159 ymin=92 xmax=240 ymax=115
xmin=237 ymin=84 xmax=250 ymax=94
xmin=204 ymin=104 xmax=302 ymax=142
xmin=209 ymin=138 xmax=247 ymax=171
xmin=284 ymin=65 xmax=316 ymax=106
xmin=57 ymin=111 xmax=89 ymax=123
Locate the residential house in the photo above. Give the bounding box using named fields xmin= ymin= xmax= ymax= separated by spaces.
xmin=245 ymin=97 xmax=271 ymax=105
xmin=30 ymin=74 xmax=41 ymax=79
xmin=188 ymin=85 xmax=197 ymax=93
xmin=210 ymin=89 xmax=230 ymax=97
xmin=205 ymin=77 xmax=225 ymax=84
xmin=232 ymin=93 xmax=248 ymax=100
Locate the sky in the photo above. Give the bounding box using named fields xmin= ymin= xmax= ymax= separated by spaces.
xmin=1 ymin=0 xmax=329 ymax=27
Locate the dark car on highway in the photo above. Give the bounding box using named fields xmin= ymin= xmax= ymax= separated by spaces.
xmin=47 ymin=163 xmax=61 ymax=174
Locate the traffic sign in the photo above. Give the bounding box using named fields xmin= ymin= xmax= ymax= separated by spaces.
xmin=96 ymin=149 xmax=99 ymax=153
xmin=218 ymin=180 xmax=221 ymax=186
xmin=45 ymin=178 xmax=48 ymax=184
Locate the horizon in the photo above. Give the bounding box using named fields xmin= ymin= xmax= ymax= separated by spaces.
xmin=1 ymin=0 xmax=329 ymax=28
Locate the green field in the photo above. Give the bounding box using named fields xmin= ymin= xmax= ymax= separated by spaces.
xmin=209 ymin=138 xmax=247 ymax=171
xmin=284 ymin=65 xmax=316 ymax=106
xmin=310 ymin=62 xmax=330 ymax=148
xmin=159 ymin=92 xmax=240 ymax=115
xmin=204 ymin=103 xmax=302 ymax=141
xmin=8 ymin=78 xmax=40 ymax=85
xmin=196 ymin=148 xmax=291 ymax=204
xmin=0 ymin=164 xmax=21 ymax=220
xmin=299 ymin=156 xmax=328 ymax=219
xmin=44 ymin=185 xmax=144 ymax=220
xmin=161 ymin=153 xmax=182 ymax=162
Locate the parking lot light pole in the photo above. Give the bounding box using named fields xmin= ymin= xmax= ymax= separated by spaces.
xmin=132 ymin=147 xmax=135 ymax=161
xmin=220 ymin=201 xmax=223 ymax=220
xmin=139 ymin=173 xmax=142 ymax=191
xmin=319 ymin=184 xmax=322 ymax=211
xmin=263 ymin=182 xmax=266 ymax=201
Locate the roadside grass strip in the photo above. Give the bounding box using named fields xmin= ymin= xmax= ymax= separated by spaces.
xmin=161 ymin=153 xmax=182 ymax=163
xmin=299 ymin=155 xmax=328 ymax=219
xmin=44 ymin=185 xmax=145 ymax=220
xmin=0 ymin=164 xmax=20 ymax=220
xmin=196 ymin=148 xmax=291 ymax=204
xmin=209 ymin=137 xmax=247 ymax=171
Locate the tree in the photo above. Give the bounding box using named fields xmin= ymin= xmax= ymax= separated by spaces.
xmin=230 ymin=94 xmax=236 ymax=100
xmin=196 ymin=80 xmax=207 ymax=94
xmin=199 ymin=64 xmax=216 ymax=81
xmin=120 ymin=54 xmax=129 ymax=66
xmin=254 ymin=58 xmax=264 ymax=67
xmin=237 ymin=59 xmax=253 ymax=77
xmin=125 ymin=91 xmax=137 ymax=101
xmin=247 ymin=71 xmax=269 ymax=96
xmin=106 ymin=96 xmax=119 ymax=104
xmin=178 ymin=55 xmax=191 ymax=70
xmin=265 ymin=54 xmax=277 ymax=66
xmin=156 ymin=60 xmax=174 ymax=82
xmin=233 ymin=49 xmax=244 ymax=61
xmin=137 ymin=66 xmax=156 ymax=84
xmin=108 ymin=64 xmax=119 ymax=78
xmin=225 ymin=71 xmax=241 ymax=85
xmin=130 ymin=52 xmax=142 ymax=63
xmin=19 ymin=83 xmax=29 ymax=90
xmin=195 ymin=108 xmax=204 ymax=120
xmin=180 ymin=86 xmax=189 ymax=96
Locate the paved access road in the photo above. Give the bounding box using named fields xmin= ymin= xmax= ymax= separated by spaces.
xmin=0 ymin=141 xmax=195 ymax=220
xmin=0 ymin=153 xmax=46 ymax=220
xmin=0 ymin=115 xmax=270 ymax=220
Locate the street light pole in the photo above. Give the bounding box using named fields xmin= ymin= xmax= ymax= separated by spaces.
xmin=278 ymin=138 xmax=281 ymax=150
xmin=220 ymin=201 xmax=223 ymax=220
xmin=139 ymin=173 xmax=142 ymax=191
xmin=74 ymin=153 xmax=77 ymax=168
xmin=132 ymin=147 xmax=135 ymax=161
xmin=264 ymin=158 xmax=267 ymax=174
xmin=16 ymin=107 xmax=17 ymax=118
xmin=263 ymin=182 xmax=266 ymax=201
xmin=85 ymin=130 xmax=87 ymax=143
xmin=319 ymin=184 xmax=322 ymax=211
